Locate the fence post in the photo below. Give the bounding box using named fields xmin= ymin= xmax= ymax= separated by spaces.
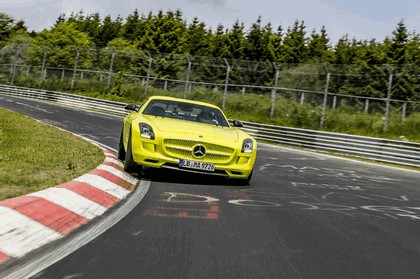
xmin=364 ymin=99 xmax=370 ymax=113
xmin=332 ymin=95 xmax=337 ymax=109
xmin=402 ymin=102 xmax=407 ymax=121
xmin=184 ymin=55 xmax=191 ymax=98
xmin=145 ymin=51 xmax=153 ymax=95
xmin=107 ymin=47 xmax=115 ymax=92
xmin=71 ymin=47 xmax=79 ymax=90
xmin=270 ymin=62 xmax=279 ymax=118
xmin=384 ymin=66 xmax=393 ymax=132
xmin=320 ymin=65 xmax=331 ymax=128
xmin=222 ymin=58 xmax=230 ymax=109
xmin=10 ymin=46 xmax=22 ymax=85
xmin=39 ymin=50 xmax=47 ymax=86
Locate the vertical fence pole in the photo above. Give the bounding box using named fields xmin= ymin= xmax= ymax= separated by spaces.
xmin=384 ymin=67 xmax=393 ymax=132
xmin=71 ymin=47 xmax=79 ymax=90
xmin=222 ymin=58 xmax=230 ymax=109
xmin=332 ymin=95 xmax=337 ymax=109
xmin=320 ymin=65 xmax=331 ymax=128
xmin=364 ymin=99 xmax=370 ymax=113
xmin=300 ymin=92 xmax=305 ymax=104
xmin=270 ymin=62 xmax=279 ymax=118
xmin=401 ymin=103 xmax=407 ymax=121
xmin=145 ymin=51 xmax=153 ymax=95
xmin=10 ymin=46 xmax=21 ymax=85
xmin=184 ymin=55 xmax=191 ymax=98
xmin=38 ymin=50 xmax=47 ymax=86
xmin=107 ymin=48 xmax=115 ymax=92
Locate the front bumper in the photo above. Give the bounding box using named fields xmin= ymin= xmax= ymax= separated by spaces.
xmin=131 ymin=134 xmax=256 ymax=179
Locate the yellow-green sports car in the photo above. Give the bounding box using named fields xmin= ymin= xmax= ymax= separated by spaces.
xmin=118 ymin=96 xmax=257 ymax=184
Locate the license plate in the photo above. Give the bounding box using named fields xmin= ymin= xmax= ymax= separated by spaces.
xmin=179 ymin=159 xmax=215 ymax=172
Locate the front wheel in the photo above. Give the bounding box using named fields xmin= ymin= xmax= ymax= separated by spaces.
xmin=117 ymin=128 xmax=126 ymax=161
xmin=124 ymin=130 xmax=142 ymax=174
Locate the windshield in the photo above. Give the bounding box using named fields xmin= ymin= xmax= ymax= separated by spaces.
xmin=143 ymin=99 xmax=229 ymax=127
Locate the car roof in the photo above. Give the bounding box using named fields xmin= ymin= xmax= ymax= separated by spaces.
xmin=146 ymin=95 xmax=221 ymax=110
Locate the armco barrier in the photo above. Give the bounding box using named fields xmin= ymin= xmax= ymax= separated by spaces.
xmin=1 ymin=84 xmax=419 ymax=168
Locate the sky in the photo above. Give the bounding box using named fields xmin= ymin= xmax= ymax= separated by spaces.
xmin=1 ymin=0 xmax=419 ymax=44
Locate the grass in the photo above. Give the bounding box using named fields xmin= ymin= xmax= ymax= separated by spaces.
xmin=0 ymin=109 xmax=104 ymax=200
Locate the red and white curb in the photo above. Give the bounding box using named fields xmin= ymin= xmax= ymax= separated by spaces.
xmin=0 ymin=149 xmax=138 ymax=265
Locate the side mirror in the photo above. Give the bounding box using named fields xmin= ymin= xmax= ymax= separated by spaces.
xmin=232 ymin=120 xmax=243 ymax=127
xmin=125 ymin=103 xmax=138 ymax=111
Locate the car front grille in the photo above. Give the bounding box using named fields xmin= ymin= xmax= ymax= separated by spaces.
xmin=164 ymin=139 xmax=234 ymax=163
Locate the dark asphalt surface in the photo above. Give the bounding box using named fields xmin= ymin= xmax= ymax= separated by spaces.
xmin=1 ymin=95 xmax=420 ymax=279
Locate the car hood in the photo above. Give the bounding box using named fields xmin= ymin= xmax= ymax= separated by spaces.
xmin=145 ymin=116 xmax=241 ymax=143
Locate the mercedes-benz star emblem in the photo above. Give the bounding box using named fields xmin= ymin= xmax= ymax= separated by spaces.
xmin=193 ymin=145 xmax=206 ymax=157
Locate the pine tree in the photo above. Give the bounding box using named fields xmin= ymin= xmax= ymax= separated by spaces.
xmin=186 ymin=17 xmax=210 ymax=56
xmin=306 ymin=26 xmax=331 ymax=63
xmin=388 ymin=21 xmax=415 ymax=101
xmin=121 ymin=10 xmax=142 ymax=42
xmin=244 ymin=16 xmax=264 ymax=61
xmin=389 ymin=20 xmax=409 ymax=64
xmin=281 ymin=20 xmax=308 ymax=64
xmin=0 ymin=13 xmax=27 ymax=46
xmin=98 ymin=15 xmax=122 ymax=47
xmin=261 ymin=23 xmax=283 ymax=62
xmin=210 ymin=24 xmax=231 ymax=58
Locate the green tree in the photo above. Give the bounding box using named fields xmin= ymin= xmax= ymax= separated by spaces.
xmin=121 ymin=9 xmax=143 ymax=42
xmin=210 ymin=24 xmax=231 ymax=58
xmin=98 ymin=15 xmax=123 ymax=47
xmin=227 ymin=20 xmax=246 ymax=60
xmin=333 ymin=35 xmax=355 ymax=64
xmin=306 ymin=26 xmax=332 ymax=63
xmin=262 ymin=23 xmax=283 ymax=62
xmin=186 ymin=17 xmax=211 ymax=56
xmin=281 ymin=20 xmax=308 ymax=63
xmin=0 ymin=13 xmax=27 ymax=46
xmin=244 ymin=16 xmax=264 ymax=61
xmin=387 ymin=21 xmax=417 ymax=101
xmin=31 ymin=22 xmax=93 ymax=68
xmin=136 ymin=10 xmax=187 ymax=54
xmin=405 ymin=33 xmax=420 ymax=64
xmin=388 ymin=20 xmax=409 ymax=64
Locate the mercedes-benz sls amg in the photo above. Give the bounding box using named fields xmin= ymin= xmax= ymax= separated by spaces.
xmin=118 ymin=96 xmax=257 ymax=184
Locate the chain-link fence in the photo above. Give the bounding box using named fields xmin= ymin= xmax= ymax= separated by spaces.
xmin=1 ymin=44 xmax=419 ymax=132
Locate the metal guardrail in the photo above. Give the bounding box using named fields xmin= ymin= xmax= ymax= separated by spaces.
xmin=0 ymin=85 xmax=127 ymax=117
xmin=1 ymin=84 xmax=419 ymax=168
xmin=241 ymin=122 xmax=420 ymax=168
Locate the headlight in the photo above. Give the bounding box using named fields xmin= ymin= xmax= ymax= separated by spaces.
xmin=139 ymin=123 xmax=155 ymax=140
xmin=242 ymin=138 xmax=253 ymax=153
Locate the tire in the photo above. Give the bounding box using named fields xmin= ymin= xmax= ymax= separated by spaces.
xmin=124 ymin=129 xmax=142 ymax=174
xmin=117 ymin=128 xmax=126 ymax=161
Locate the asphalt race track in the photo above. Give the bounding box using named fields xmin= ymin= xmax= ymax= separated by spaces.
xmin=1 ymin=95 xmax=420 ymax=279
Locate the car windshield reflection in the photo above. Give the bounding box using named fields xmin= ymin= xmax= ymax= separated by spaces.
xmin=143 ymin=100 xmax=229 ymax=127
